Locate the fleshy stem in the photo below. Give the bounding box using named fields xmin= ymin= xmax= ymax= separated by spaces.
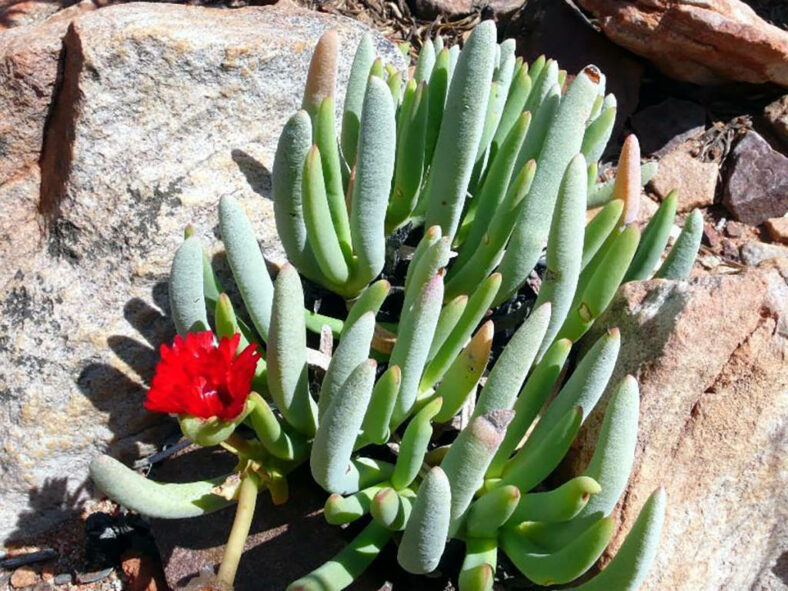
xmin=217 ymin=473 xmax=261 ymax=588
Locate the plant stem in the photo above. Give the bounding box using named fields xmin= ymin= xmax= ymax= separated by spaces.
xmin=304 ymin=309 xmax=344 ymax=336
xmin=217 ymin=474 xmax=260 ymax=588
xmin=222 ymin=433 xmax=256 ymax=458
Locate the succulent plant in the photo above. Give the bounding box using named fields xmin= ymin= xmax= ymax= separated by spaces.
xmin=88 ymin=21 xmax=702 ymax=591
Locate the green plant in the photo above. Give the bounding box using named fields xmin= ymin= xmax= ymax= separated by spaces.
xmin=89 ymin=22 xmax=702 ymax=591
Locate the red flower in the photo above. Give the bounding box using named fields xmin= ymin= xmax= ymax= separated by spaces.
xmin=144 ymin=332 xmax=260 ymax=421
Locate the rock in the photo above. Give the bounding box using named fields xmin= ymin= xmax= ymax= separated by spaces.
xmin=562 ymin=264 xmax=788 ymax=589
xmin=10 ymin=566 xmax=39 ymax=588
xmin=765 ymin=217 xmax=788 ymax=245
xmin=0 ymin=0 xmax=60 ymax=30
xmin=574 ymin=0 xmax=788 ymax=86
xmin=764 ymin=95 xmax=788 ymax=148
xmin=723 ymin=131 xmax=788 ymax=225
xmin=121 ymin=551 xmax=166 ymax=591
xmin=630 ymin=99 xmax=706 ymax=156
xmin=152 ymin=447 xmax=454 ymax=590
xmin=503 ymin=0 xmax=643 ymax=140
xmin=650 ymin=146 xmax=719 ymax=212
xmin=0 ymin=1 xmax=405 ymax=543
xmin=409 ymin=0 xmax=521 ymax=20
xmin=741 ymin=241 xmax=788 ymax=266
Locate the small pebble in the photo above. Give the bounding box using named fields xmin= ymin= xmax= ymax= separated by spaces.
xmin=75 ymin=566 xmax=114 ymax=584
xmin=10 ymin=566 xmax=39 ymax=589
xmin=53 ymin=573 xmax=73 ymax=586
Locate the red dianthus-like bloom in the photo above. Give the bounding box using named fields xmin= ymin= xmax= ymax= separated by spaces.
xmin=144 ymin=331 xmax=260 ymax=421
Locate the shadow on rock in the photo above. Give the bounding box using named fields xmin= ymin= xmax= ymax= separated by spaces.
xmin=231 ymin=149 xmax=272 ymax=201
xmin=6 ymin=477 xmax=87 ymax=544
xmin=77 ymin=281 xmax=177 ymax=462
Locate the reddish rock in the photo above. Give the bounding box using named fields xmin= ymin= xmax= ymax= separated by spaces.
xmin=574 ymin=0 xmax=788 ymax=85
xmin=765 ymin=216 xmax=788 ymax=244
xmin=650 ymin=146 xmax=718 ymax=212
xmin=121 ymin=551 xmax=167 ymax=591
xmin=723 ymin=131 xmax=788 ymax=225
xmin=564 ymin=263 xmax=788 ymax=589
xmin=10 ymin=566 xmax=39 ymax=588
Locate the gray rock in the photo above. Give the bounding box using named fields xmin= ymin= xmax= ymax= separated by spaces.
xmin=631 ymin=99 xmax=706 ymax=156
xmin=723 ymin=131 xmax=788 ymax=225
xmin=0 ymin=1 xmax=405 ymax=542
xmin=740 ymin=241 xmax=788 ymax=266
xmin=563 ymin=263 xmax=788 ymax=590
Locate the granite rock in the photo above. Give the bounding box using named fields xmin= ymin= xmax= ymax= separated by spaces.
xmin=0 ymin=1 xmax=405 ymax=542
xmin=562 ymin=264 xmax=788 ymax=590
xmin=650 ymin=146 xmax=719 ymax=212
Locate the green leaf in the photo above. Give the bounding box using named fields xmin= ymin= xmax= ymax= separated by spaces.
xmin=315 ymin=97 xmax=352 ymax=257
xmin=311 ymin=360 xmax=377 ymax=494
xmin=531 ymin=154 xmax=587 ymax=357
xmin=520 ymin=327 xmax=620 ymax=455
xmin=500 ymin=516 xmax=614 ymax=585
xmin=421 ymin=273 xmax=501 ymax=391
xmin=497 ymin=66 xmax=603 ymax=304
xmin=348 ymin=77 xmax=396 ymax=294
xmin=582 ymin=199 xmax=624 ymax=270
xmin=588 ymin=161 xmax=658 ymax=209
xmin=397 ymin=467 xmax=452 ymax=574
xmin=287 ymin=521 xmax=392 ymax=591
xmin=324 ymin=484 xmax=385 ymax=525
xmin=458 ymin=539 xmax=496 ymax=591
xmin=500 ymin=405 xmax=582 ymax=492
xmin=466 ymin=485 xmax=520 ymax=538
xmin=341 ymin=34 xmax=375 ymax=168
xmin=441 ymin=410 xmax=513 ymax=534
xmin=474 ymin=302 xmax=551 ymax=417
xmin=655 ymin=208 xmax=702 ymax=280
xmin=508 ymin=476 xmax=601 ymax=524
xmin=424 ymin=21 xmax=497 ymax=241
xmin=425 ymin=48 xmax=450 ymax=165
xmin=219 ymin=195 xmax=275 ymax=341
xmin=392 ymin=397 xmax=442 ymax=490
xmin=486 ymin=337 xmax=571 ymax=478
xmin=273 ymin=110 xmax=320 ymax=278
xmin=625 ymin=190 xmax=678 ymax=281
xmin=572 ymin=488 xmax=666 ymax=591
xmin=359 ymin=365 xmax=401 ymax=445
xmin=557 ymin=225 xmax=640 ymax=344
xmin=303 ymin=145 xmax=351 ymax=285
xmin=90 ymin=455 xmax=231 ymax=519
xmin=433 ymin=320 xmax=493 ymax=423
xmin=169 ymin=236 xmax=209 ymax=335
xmin=389 ymin=274 xmax=444 ymax=427
xmin=318 ymin=311 xmax=375 ymax=417
xmin=267 ymin=264 xmax=317 ymax=436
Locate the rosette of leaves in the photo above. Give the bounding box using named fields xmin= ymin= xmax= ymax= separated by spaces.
xmin=88 ymin=21 xmax=703 ymax=591
xmin=272 ymin=24 xmax=700 ymax=305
